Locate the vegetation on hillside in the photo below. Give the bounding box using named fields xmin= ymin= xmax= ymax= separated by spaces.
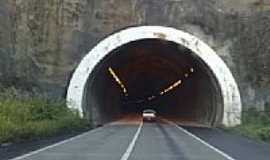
xmin=0 ymin=87 xmax=90 ymax=144
xmin=226 ymin=108 xmax=270 ymax=142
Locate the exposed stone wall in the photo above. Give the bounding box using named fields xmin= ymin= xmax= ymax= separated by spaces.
xmin=0 ymin=0 xmax=269 ymax=110
xmin=0 ymin=0 xmax=15 ymax=83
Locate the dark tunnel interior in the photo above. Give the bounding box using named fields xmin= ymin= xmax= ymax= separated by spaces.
xmin=84 ymin=39 xmax=223 ymax=127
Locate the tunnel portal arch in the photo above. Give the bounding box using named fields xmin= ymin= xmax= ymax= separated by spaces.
xmin=66 ymin=26 xmax=241 ymax=127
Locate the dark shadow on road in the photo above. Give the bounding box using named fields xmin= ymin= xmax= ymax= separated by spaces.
xmin=156 ymin=122 xmax=188 ymax=160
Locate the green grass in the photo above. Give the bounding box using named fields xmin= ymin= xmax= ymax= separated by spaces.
xmin=0 ymin=88 xmax=90 ymax=144
xmin=225 ymin=108 xmax=270 ymax=142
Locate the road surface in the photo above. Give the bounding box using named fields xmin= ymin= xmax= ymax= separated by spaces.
xmin=9 ymin=118 xmax=270 ymax=160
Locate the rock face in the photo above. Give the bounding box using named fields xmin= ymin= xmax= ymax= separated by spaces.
xmin=0 ymin=0 xmax=270 ymax=110
xmin=0 ymin=1 xmax=15 ymax=82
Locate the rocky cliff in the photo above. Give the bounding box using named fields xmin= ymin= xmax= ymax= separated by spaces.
xmin=0 ymin=0 xmax=269 ymax=110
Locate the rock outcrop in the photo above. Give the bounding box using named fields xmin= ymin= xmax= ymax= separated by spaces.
xmin=0 ymin=0 xmax=269 ymax=109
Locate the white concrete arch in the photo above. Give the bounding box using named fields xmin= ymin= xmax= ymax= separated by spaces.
xmin=66 ymin=26 xmax=241 ymax=127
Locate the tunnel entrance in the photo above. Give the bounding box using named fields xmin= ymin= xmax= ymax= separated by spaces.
xmin=67 ymin=26 xmax=242 ymax=127
xmin=86 ymin=39 xmax=222 ymax=127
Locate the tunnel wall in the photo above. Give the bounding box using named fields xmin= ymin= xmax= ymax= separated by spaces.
xmin=1 ymin=0 xmax=270 ymax=113
xmin=85 ymin=55 xmax=123 ymax=125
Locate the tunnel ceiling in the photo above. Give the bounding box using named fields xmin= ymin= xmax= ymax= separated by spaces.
xmin=107 ymin=39 xmax=195 ymax=100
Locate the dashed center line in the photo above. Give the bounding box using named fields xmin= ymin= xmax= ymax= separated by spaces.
xmin=120 ymin=120 xmax=143 ymax=160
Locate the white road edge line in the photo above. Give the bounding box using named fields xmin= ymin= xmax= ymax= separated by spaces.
xmin=9 ymin=125 xmax=107 ymax=160
xmin=120 ymin=121 xmax=143 ymax=160
xmin=164 ymin=119 xmax=236 ymax=160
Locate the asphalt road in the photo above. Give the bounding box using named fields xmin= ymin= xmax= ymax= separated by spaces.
xmin=184 ymin=126 xmax=270 ymax=160
xmin=11 ymin=124 xmax=138 ymax=160
xmin=9 ymin=118 xmax=270 ymax=160
xmin=128 ymin=122 xmax=228 ymax=160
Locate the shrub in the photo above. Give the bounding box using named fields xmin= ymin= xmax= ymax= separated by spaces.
xmin=0 ymin=88 xmax=90 ymax=144
xmin=257 ymin=127 xmax=270 ymax=141
xmin=226 ymin=108 xmax=270 ymax=142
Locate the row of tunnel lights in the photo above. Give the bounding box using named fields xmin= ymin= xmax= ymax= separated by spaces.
xmin=146 ymin=67 xmax=194 ymax=101
xmin=108 ymin=67 xmax=195 ymax=101
xmin=108 ymin=67 xmax=128 ymax=96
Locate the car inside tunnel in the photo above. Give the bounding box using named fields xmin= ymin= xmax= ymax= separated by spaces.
xmin=83 ymin=39 xmax=223 ymax=127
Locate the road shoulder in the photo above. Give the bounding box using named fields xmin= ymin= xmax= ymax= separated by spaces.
xmin=183 ymin=126 xmax=270 ymax=160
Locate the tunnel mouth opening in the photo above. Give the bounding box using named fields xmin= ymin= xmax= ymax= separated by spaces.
xmin=83 ymin=39 xmax=223 ymax=127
